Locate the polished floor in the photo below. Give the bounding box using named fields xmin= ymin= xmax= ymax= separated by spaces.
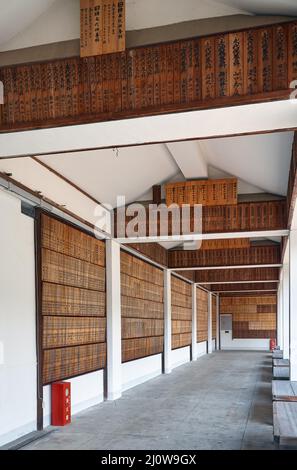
xmin=24 ymin=351 xmax=276 ymax=450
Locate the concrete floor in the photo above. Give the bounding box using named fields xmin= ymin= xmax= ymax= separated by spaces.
xmin=24 ymin=351 xmax=277 ymax=450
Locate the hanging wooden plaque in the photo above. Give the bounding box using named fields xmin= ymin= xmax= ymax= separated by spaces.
xmin=80 ymin=0 xmax=125 ymax=57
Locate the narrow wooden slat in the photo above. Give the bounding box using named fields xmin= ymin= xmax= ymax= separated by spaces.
xmin=122 ymin=318 xmax=164 ymax=339
xmin=42 ymin=282 xmax=105 ymax=316
xmin=43 ymin=343 xmax=106 ymax=384
xmin=43 ymin=316 xmax=106 ymax=349
xmin=122 ymin=337 xmax=163 ymax=363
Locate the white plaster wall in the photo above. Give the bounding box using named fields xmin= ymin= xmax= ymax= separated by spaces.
xmin=0 ymin=0 xmax=247 ymax=52
xmin=196 ymin=341 xmax=208 ymax=358
xmin=0 ymin=190 xmax=36 ymax=446
xmin=221 ymin=338 xmax=270 ymax=350
xmin=43 ymin=370 xmax=104 ymax=427
xmin=171 ymin=346 xmax=191 ymax=369
xmin=122 ymin=354 xmax=162 ymax=392
xmin=212 ymin=339 xmax=216 ymax=350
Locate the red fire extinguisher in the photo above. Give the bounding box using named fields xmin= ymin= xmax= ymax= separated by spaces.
xmin=270 ymin=339 xmax=277 ymax=351
xmin=51 ymin=382 xmax=71 ymax=426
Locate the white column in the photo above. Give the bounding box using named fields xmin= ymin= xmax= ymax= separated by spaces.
xmin=290 ymin=230 xmax=297 ymax=380
xmin=106 ymin=239 xmax=122 ymax=401
xmin=216 ymin=295 xmax=220 ymax=351
xmin=283 ymin=261 xmax=290 ymax=360
xmin=191 ymin=284 xmax=197 ymax=361
xmin=164 ymin=270 xmax=172 ymax=374
xmin=277 ymin=275 xmax=283 ymax=350
xmin=208 ymin=292 xmax=213 ymax=354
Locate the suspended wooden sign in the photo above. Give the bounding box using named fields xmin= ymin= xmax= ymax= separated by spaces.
xmin=80 ymin=0 xmax=125 ymax=57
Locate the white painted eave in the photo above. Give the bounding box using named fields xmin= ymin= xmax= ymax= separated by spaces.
xmin=1 ymin=100 xmax=296 ymax=159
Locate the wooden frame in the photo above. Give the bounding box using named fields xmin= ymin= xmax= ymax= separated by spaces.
xmin=38 ymin=210 xmax=107 ymax=387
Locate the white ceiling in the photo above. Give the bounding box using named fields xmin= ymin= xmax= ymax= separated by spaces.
xmin=0 ymin=131 xmax=290 ymax=213
xmin=216 ymin=0 xmax=297 ymax=16
xmin=35 ymin=144 xmax=180 ymax=208
xmin=2 ymin=0 xmax=297 ymax=52
xmin=0 ymin=131 xmax=292 ymax=239
xmin=0 ymin=0 xmax=56 ymax=45
xmin=125 ymin=0 xmax=248 ymax=30
xmin=200 ymin=132 xmax=293 ymax=196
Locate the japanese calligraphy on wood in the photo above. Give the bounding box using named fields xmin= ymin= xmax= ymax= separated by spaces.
xmin=80 ymin=0 xmax=125 ymax=57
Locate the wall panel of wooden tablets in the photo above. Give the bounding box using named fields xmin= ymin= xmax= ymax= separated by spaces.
xmin=197 ymin=287 xmax=208 ymax=343
xmin=200 ymin=239 xmax=250 ymax=250
xmin=116 ymin=200 xmax=286 ymax=239
xmin=165 ymin=178 xmax=238 ymax=207
xmin=121 ymin=251 xmax=164 ymax=362
xmin=169 ymin=245 xmax=280 ymax=269
xmin=128 ymin=243 xmax=168 ymax=267
xmin=213 ymin=282 xmax=278 ymax=292
xmin=196 ymin=267 xmax=279 ymax=284
xmin=0 ymin=20 xmax=296 ymax=131
xmin=220 ymin=294 xmax=277 ymax=339
xmin=171 ymin=276 xmax=192 ymax=350
xmin=40 ymin=213 xmax=106 ymax=385
xmin=212 ymin=295 xmax=217 ymax=340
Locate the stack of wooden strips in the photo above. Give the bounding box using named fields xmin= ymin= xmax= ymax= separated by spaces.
xmin=129 ymin=243 xmax=168 ymax=267
xmin=196 ymin=267 xmax=279 ymax=284
xmin=169 ymin=245 xmax=280 ymax=268
xmin=165 ymin=178 xmax=237 ymax=207
xmin=171 ymin=276 xmax=192 ymax=350
xmin=197 ymin=288 xmax=208 ymax=343
xmin=116 ymin=200 xmax=286 ymax=238
xmin=121 ymin=252 xmax=164 ymax=362
xmin=202 ymin=200 xmax=286 ymax=233
xmin=201 ymin=239 xmax=250 ymax=250
xmin=220 ymin=294 xmax=277 ymax=339
xmin=41 ymin=214 xmax=106 ymax=385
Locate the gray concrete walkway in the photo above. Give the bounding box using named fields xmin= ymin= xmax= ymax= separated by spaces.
xmin=24 ymin=351 xmax=275 ymax=450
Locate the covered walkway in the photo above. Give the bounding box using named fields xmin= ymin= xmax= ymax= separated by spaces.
xmin=24 ymin=352 xmax=275 ymax=450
